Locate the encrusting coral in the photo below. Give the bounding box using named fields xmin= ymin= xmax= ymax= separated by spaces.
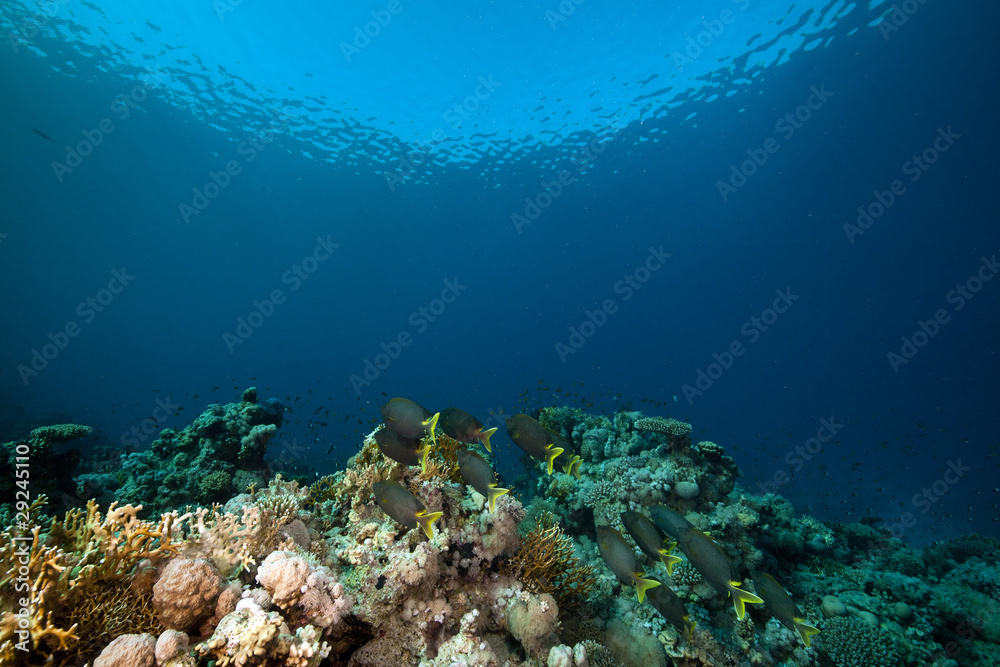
xmin=2 ymin=391 xmax=995 ymax=666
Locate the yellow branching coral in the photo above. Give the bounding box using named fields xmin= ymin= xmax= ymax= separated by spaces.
xmin=0 ymin=495 xmax=178 ymax=664
xmin=501 ymin=513 xmax=596 ymax=612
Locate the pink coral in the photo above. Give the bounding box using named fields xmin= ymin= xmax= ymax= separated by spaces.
xmin=256 ymin=551 xmax=353 ymax=630
xmin=153 ymin=557 xmax=223 ymax=631
xmin=93 ymin=633 xmax=155 ymax=667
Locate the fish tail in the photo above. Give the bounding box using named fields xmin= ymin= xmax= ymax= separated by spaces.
xmin=633 ymin=574 xmax=661 ymax=604
xmin=794 ymin=619 xmax=820 ymax=647
xmin=729 ymin=582 xmax=764 ymax=620
xmin=683 ymin=617 xmax=696 ymax=641
xmin=478 ymin=427 xmax=497 ymax=453
xmin=486 ymin=484 xmax=509 ymax=513
xmin=544 ymin=445 xmax=564 ymax=475
xmin=423 ymin=412 xmax=440 ymax=444
xmin=562 ymin=455 xmax=582 ymax=478
xmin=659 ymin=551 xmax=683 ymax=576
xmin=416 ymin=445 xmax=431 ymax=473
xmin=415 ymin=509 xmax=444 ymax=539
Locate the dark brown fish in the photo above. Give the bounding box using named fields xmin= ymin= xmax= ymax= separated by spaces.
xmin=648 ymin=504 xmax=694 ymax=540
xmin=380 ymin=397 xmax=439 ymax=441
xmin=751 ymin=571 xmax=819 ymax=646
xmin=621 ymin=511 xmax=682 ymax=575
xmin=505 ymin=414 xmax=564 ymax=475
xmin=457 ymin=449 xmax=509 ymax=513
xmin=647 ymin=580 xmax=695 ymax=639
xmin=374 ymin=427 xmax=429 ymax=471
xmin=676 ymin=527 xmax=763 ymax=619
xmin=372 ymin=481 xmax=442 ymax=539
xmin=595 ymin=525 xmax=661 ymax=603
xmin=440 ymin=407 xmax=497 ymax=452
xmin=32 ymin=128 xmax=55 ymax=142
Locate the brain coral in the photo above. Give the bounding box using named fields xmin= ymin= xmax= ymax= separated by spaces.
xmin=153 ymin=558 xmax=223 ymax=631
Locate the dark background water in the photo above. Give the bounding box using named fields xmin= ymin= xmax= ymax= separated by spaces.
xmin=1 ymin=0 xmax=997 ymax=545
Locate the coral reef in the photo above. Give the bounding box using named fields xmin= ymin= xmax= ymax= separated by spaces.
xmin=3 ymin=393 xmax=997 ymax=666
xmin=113 ymin=388 xmax=284 ymax=516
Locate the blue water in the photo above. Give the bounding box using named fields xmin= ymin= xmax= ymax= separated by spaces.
xmin=2 ymin=0 xmax=997 ymax=545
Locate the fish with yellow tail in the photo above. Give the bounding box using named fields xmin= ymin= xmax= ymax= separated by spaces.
xmin=457 ymin=449 xmax=509 ymax=513
xmin=751 ymin=571 xmax=820 ymax=647
xmin=647 ymin=579 xmax=696 ymax=640
xmin=620 ymin=511 xmax=683 ymax=576
xmin=440 ymin=407 xmax=497 ymax=452
xmin=373 ymin=427 xmax=431 ymax=472
xmin=505 ymin=414 xmax=564 ymax=475
xmin=380 ymin=397 xmax=439 ymax=443
xmin=596 ymin=524 xmax=661 ymax=603
xmin=548 ymin=429 xmax=583 ymax=478
xmin=372 ymin=481 xmax=443 ymax=539
xmin=675 ymin=527 xmax=763 ymax=619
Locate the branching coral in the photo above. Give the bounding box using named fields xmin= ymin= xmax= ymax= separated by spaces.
xmin=0 ymin=496 xmax=178 ymax=664
xmin=501 ymin=513 xmax=595 ymax=612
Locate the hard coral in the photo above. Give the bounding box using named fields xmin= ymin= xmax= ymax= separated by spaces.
xmin=818 ymin=616 xmax=899 ymax=667
xmin=501 ymin=513 xmax=596 ymax=613
xmin=113 ymin=388 xmax=284 ymax=515
xmin=153 ymin=557 xmax=223 ymax=631
xmin=0 ymin=496 xmax=178 ymax=664
xmin=93 ymin=632 xmax=156 ymax=667
xmin=256 ymin=550 xmax=354 ymax=631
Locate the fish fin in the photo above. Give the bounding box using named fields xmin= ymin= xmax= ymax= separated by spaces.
xmin=478 ymin=427 xmax=497 ymax=453
xmin=486 ymin=484 xmax=509 ymax=513
xmin=561 ymin=455 xmax=581 ymax=476
xmin=662 ymin=540 xmax=678 ymax=554
xmin=416 ymin=445 xmax=431 ymax=474
xmin=659 ymin=551 xmax=683 ymax=576
xmin=729 ymin=583 xmax=764 ymax=619
xmin=633 ymin=574 xmax=661 ymax=603
xmin=544 ymin=445 xmax=564 ymax=475
xmin=423 ymin=412 xmax=440 ymax=444
xmin=415 ymin=510 xmax=444 ymax=539
xmin=793 ymin=619 xmax=820 ymax=647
